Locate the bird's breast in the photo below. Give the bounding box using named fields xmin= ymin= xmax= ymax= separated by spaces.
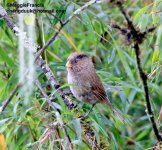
xmin=67 ymin=71 xmax=97 ymax=104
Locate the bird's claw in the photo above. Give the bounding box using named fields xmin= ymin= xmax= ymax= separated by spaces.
xmin=79 ymin=114 xmax=88 ymax=120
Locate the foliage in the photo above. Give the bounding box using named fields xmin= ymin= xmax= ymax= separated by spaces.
xmin=0 ymin=0 xmax=162 ymax=149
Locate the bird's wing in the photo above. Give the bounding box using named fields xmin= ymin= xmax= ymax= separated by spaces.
xmin=91 ymin=74 xmax=125 ymax=123
xmin=91 ymin=74 xmax=110 ymax=105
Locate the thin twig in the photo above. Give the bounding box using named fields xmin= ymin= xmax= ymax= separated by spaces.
xmin=36 ymin=56 xmax=74 ymax=110
xmin=34 ymin=80 xmax=58 ymax=111
xmin=0 ymin=82 xmax=21 ymax=112
xmin=0 ymin=5 xmax=15 ymax=30
xmin=48 ymin=12 xmax=64 ymax=26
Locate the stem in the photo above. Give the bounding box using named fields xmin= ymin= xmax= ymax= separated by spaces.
xmin=134 ymin=43 xmax=162 ymax=141
xmin=0 ymin=83 xmax=21 ymax=112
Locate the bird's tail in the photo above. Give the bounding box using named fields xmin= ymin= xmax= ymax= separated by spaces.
xmin=112 ymin=107 xmax=125 ymax=123
xmin=105 ymin=100 xmax=126 ymax=123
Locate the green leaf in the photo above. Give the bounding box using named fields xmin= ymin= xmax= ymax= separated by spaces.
xmin=72 ymin=118 xmax=82 ymax=141
xmin=15 ymin=132 xmax=30 ymax=150
xmin=134 ymin=5 xmax=151 ymax=24
xmin=156 ymin=25 xmax=162 ymax=60
xmin=53 ymin=39 xmax=61 ymax=54
xmin=152 ymin=48 xmax=160 ymax=67
xmin=0 ymin=118 xmax=11 ymax=125
xmin=107 ymin=31 xmax=134 ymax=81
xmin=53 ymin=5 xmax=67 ymax=26
xmin=0 ymin=49 xmax=16 ymax=68
xmin=80 ymin=12 xmax=96 ymax=43
xmin=137 ymin=14 xmax=152 ymax=30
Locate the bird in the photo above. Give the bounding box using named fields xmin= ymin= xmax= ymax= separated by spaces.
xmin=66 ymin=52 xmax=124 ymax=122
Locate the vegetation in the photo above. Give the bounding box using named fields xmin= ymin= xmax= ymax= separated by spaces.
xmin=0 ymin=0 xmax=162 ymax=149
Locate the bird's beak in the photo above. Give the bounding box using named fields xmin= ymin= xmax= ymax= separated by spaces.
xmin=66 ymin=61 xmax=72 ymax=68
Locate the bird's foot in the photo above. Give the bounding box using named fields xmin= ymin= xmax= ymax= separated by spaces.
xmin=79 ymin=114 xmax=88 ymax=120
xmin=78 ymin=103 xmax=97 ymax=120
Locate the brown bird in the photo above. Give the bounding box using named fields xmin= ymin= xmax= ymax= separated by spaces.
xmin=66 ymin=52 xmax=124 ymax=122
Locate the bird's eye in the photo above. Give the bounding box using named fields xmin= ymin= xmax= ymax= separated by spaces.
xmin=74 ymin=59 xmax=78 ymax=63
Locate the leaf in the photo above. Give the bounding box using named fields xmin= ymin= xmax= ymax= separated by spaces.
xmin=107 ymin=31 xmax=135 ymax=81
xmin=156 ymin=25 xmax=162 ymax=60
xmin=110 ymin=132 xmax=118 ymax=150
xmin=52 ymin=102 xmax=62 ymax=110
xmin=154 ymin=0 xmax=162 ymax=7
xmin=60 ymin=28 xmax=80 ymax=52
xmin=53 ymin=39 xmax=61 ymax=54
xmin=157 ymin=106 xmax=162 ymax=127
xmin=152 ymin=48 xmax=160 ymax=68
xmin=0 ymin=118 xmax=11 ymax=125
xmin=137 ymin=14 xmax=152 ymax=30
xmin=136 ymin=125 xmax=151 ymax=140
xmin=108 ymin=48 xmax=116 ymax=64
xmin=15 ymin=132 xmax=30 ymax=150
xmin=72 ymin=118 xmax=82 ymax=141
xmin=0 ymin=49 xmax=16 ymax=68
xmin=134 ymin=4 xmax=151 ymax=24
xmin=93 ymin=109 xmax=109 ymax=137
xmin=47 ymin=50 xmax=62 ymax=62
xmin=53 ymin=5 xmax=66 ymax=26
xmin=80 ymin=12 xmax=96 ymax=43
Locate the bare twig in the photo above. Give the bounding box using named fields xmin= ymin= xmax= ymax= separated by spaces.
xmin=0 ymin=5 xmax=15 ymax=30
xmin=36 ymin=56 xmax=74 ymax=110
xmin=0 ymin=82 xmax=21 ymax=112
xmin=34 ymin=80 xmax=58 ymax=111
xmin=48 ymin=12 xmax=64 ymax=26
xmin=134 ymin=43 xmax=162 ymax=141
xmin=112 ymin=0 xmax=162 ymax=142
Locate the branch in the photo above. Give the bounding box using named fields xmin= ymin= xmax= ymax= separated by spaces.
xmin=36 ymin=56 xmax=74 ymax=110
xmin=112 ymin=0 xmax=162 ymax=142
xmin=134 ymin=43 xmax=162 ymax=141
xmin=0 ymin=6 xmax=15 ymax=30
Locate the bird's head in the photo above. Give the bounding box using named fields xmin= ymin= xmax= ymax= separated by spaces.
xmin=66 ymin=52 xmax=94 ymax=73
